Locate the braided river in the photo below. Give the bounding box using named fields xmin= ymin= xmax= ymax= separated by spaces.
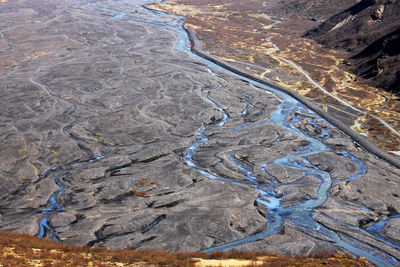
xmin=36 ymin=1 xmax=400 ymax=266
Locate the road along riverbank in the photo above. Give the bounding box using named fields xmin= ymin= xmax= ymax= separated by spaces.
xmin=184 ymin=28 xmax=400 ymax=169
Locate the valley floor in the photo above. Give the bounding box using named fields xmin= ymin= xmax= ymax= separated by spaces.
xmin=0 ymin=0 xmax=399 ymax=266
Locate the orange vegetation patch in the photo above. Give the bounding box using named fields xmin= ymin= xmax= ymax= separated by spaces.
xmin=139 ymin=178 xmax=158 ymax=188
xmin=130 ymin=188 xmax=150 ymax=198
xmin=0 ymin=230 xmax=373 ymax=267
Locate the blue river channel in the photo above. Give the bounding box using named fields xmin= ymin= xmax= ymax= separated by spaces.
xmin=38 ymin=156 xmax=104 ymax=241
xmin=40 ymin=1 xmax=399 ymax=266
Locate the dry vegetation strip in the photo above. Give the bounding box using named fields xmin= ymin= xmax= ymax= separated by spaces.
xmin=0 ymin=231 xmax=373 ymax=266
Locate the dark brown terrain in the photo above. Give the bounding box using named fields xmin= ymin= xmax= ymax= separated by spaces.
xmin=305 ymin=0 xmax=400 ymax=94
xmin=351 ymin=27 xmax=400 ymax=93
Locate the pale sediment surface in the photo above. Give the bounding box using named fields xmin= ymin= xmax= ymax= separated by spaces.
xmin=0 ymin=0 xmax=400 ymax=266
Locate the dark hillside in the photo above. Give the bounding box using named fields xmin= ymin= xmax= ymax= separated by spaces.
xmin=351 ymin=27 xmax=400 ymax=93
xmin=305 ymin=0 xmax=400 ymax=93
xmin=268 ymin=0 xmax=359 ymax=20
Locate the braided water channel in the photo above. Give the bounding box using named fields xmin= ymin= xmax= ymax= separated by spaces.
xmin=38 ymin=156 xmax=105 ymax=241
xmin=79 ymin=1 xmax=399 ymax=266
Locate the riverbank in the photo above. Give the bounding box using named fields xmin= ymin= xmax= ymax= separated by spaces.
xmin=148 ymin=0 xmax=400 ymax=152
xmin=184 ymin=27 xmax=400 ymax=169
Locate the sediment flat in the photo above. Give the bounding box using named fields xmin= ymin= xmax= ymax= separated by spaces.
xmin=0 ymin=0 xmax=400 ymax=265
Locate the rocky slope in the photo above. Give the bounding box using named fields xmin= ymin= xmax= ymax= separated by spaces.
xmin=305 ymin=0 xmax=400 ymax=93
xmin=350 ymin=26 xmax=400 ymax=94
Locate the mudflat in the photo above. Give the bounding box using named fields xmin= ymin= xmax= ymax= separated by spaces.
xmin=0 ymin=0 xmax=399 ymax=266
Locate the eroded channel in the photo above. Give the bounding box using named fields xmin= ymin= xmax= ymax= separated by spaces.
xmin=39 ymin=156 xmax=105 ymax=241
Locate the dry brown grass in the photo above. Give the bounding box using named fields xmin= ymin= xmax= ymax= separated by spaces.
xmin=0 ymin=231 xmax=373 ymax=266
